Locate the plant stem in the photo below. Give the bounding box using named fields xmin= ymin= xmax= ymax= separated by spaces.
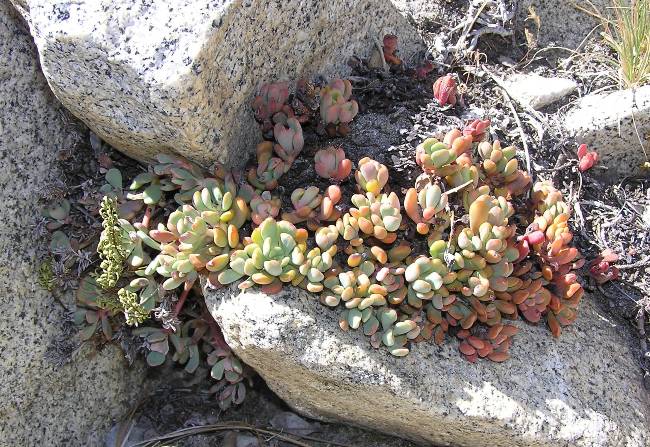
xmin=202 ymin=304 xmax=230 ymax=350
xmin=172 ymin=279 xmax=194 ymax=317
xmin=141 ymin=206 xmax=153 ymax=228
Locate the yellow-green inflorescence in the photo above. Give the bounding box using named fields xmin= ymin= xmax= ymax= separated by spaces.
xmin=96 ymin=196 xmax=129 ymax=289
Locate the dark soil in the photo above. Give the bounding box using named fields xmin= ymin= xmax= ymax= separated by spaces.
xmin=108 ymin=368 xmax=417 ymax=447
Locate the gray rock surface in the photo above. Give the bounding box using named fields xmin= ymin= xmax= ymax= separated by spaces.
xmin=516 ymin=0 xmax=607 ymax=49
xmin=565 ymin=86 xmax=650 ymax=177
xmin=501 ymin=73 xmax=577 ymax=110
xmin=392 ymin=0 xmax=445 ymax=24
xmin=206 ymin=285 xmax=650 ymax=447
xmin=11 ymin=0 xmax=423 ymax=168
xmin=0 ymin=4 xmax=147 ymax=445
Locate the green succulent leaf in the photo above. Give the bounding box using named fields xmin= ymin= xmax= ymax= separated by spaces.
xmin=211 ymin=359 xmax=226 ymax=380
xmin=50 ymin=230 xmax=71 ymax=251
xmin=79 ymin=322 xmax=98 ymax=341
xmin=130 ymin=172 xmax=155 ymax=190
xmin=105 ymin=168 xmax=123 ymax=190
xmin=45 ymin=199 xmax=71 ymax=221
xmin=146 ymin=350 xmax=166 ymax=367
xmin=184 ymin=344 xmax=200 ymax=374
xmin=143 ymin=184 xmax=162 ymax=204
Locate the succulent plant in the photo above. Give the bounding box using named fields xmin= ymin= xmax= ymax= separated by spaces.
xmin=514 ymin=182 xmax=586 ymax=335
xmin=207 ymin=344 xmax=247 ymax=409
xmin=355 ymin=157 xmax=389 ymax=194
xmin=433 ymin=75 xmax=457 ymax=107
xmin=218 ymin=217 xmax=307 ymax=294
xmin=462 ymin=119 xmax=490 ymax=142
xmin=282 ymin=187 xmax=322 ymax=224
xmin=467 ymin=193 xmax=513 ymax=235
xmin=99 ymin=168 xmax=144 ymax=219
xmin=404 ymin=183 xmax=450 ymax=235
xmin=375 ymin=264 xmax=408 ymax=305
xmin=128 ymin=168 xmax=177 ymax=205
xmin=415 ymin=136 xmax=465 ymax=177
xmin=477 ymin=140 xmax=531 ymax=197
xmin=404 ymin=255 xmax=455 ymax=309
xmin=192 ymin=179 xmax=249 ymax=229
xmin=346 ymin=191 xmax=402 ymax=243
xmin=321 ymin=261 xmax=383 ymax=310
xmin=315 ymin=225 xmax=339 ymax=251
xmin=382 ymin=34 xmax=401 ymax=65
xmin=320 ymin=79 xmax=359 ymax=135
xmin=322 ymin=261 xmax=417 ymax=356
xmin=294 ymin=245 xmax=337 ymax=292
xmin=273 ymin=117 xmax=304 ymax=164
xmin=314 ymin=146 xmax=352 ymax=181
xmin=343 ymin=243 xmax=390 ymax=267
xmin=373 ymin=308 xmax=419 ymax=357
xmin=252 ymin=81 xmax=292 ymax=136
xmin=74 ymin=275 xmax=117 ymax=341
xmin=335 ymin=213 xmax=363 ymax=245
xmin=318 ymin=185 xmax=342 ymax=222
xmin=247 ymin=141 xmax=289 ymax=190
xmin=577 ymin=143 xmax=598 ymax=172
xmin=146 ymin=185 xmax=242 ymax=291
xmin=443 ymin=129 xmax=474 ymax=156
xmin=251 ymin=191 xmax=281 ymax=225
xmin=415 ymin=138 xmax=457 ymax=176
xmin=42 ymin=198 xmax=71 ymax=230
xmin=153 ymin=154 xmax=220 ymax=204
xmin=252 ymin=82 xmax=290 ymax=122
xmin=456 ymin=323 xmax=518 ymax=362
xmin=444 ymin=153 xmax=479 ymax=191
xmin=65 ymin=99 xmax=595 ymax=370
xmin=588 ymin=249 xmax=620 ymax=285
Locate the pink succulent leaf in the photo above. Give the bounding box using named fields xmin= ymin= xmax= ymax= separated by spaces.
xmin=274 ymin=123 xmax=293 ymax=150
xmin=433 ymin=75 xmax=457 ymax=107
xmin=577 ymin=144 xmax=588 ymax=159
xmin=361 ymin=162 xmax=377 ymax=181
xmin=578 ymin=153 xmax=597 ymax=172
xmin=293 ymin=133 xmax=304 ymax=155
xmin=331 ymin=79 xmax=346 ymax=94
xmin=342 ymin=80 xmax=353 ymax=99
xmin=325 ymin=105 xmax=340 ymax=124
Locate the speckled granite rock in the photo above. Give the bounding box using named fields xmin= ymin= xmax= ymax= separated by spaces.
xmin=565 ymin=86 xmax=650 ymax=177
xmin=501 ymin=73 xmax=577 ymax=110
xmin=516 ymin=0 xmax=607 ymax=49
xmin=10 ymin=0 xmax=422 ymax=168
xmin=0 ymin=4 xmax=146 ymax=445
xmin=206 ymin=285 xmax=650 ymax=447
xmin=391 ymin=0 xmax=444 ymax=24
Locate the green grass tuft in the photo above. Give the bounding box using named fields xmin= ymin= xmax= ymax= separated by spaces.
xmin=583 ymin=0 xmax=650 ymax=88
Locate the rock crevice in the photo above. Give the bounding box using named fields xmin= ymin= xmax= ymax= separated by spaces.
xmin=0 ymin=3 xmax=147 ymax=444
